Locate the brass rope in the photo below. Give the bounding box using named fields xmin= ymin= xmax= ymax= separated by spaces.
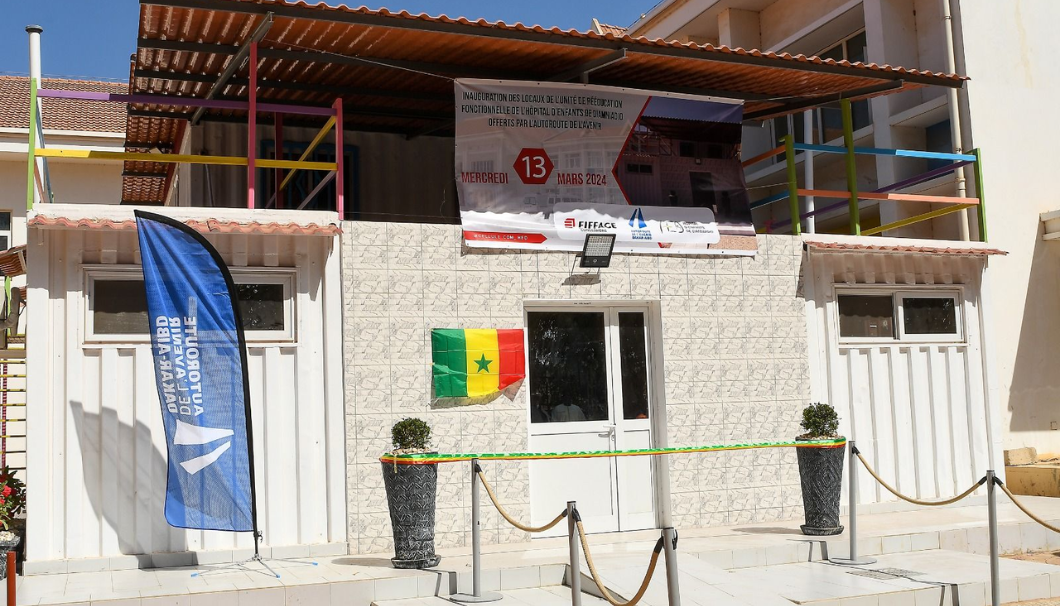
xmin=576 ymin=520 xmax=663 ymax=606
xmin=855 ymin=451 xmax=985 ymax=506
xmin=476 ymin=470 xmax=567 ymax=533
xmin=997 ymin=481 xmax=1060 ymax=534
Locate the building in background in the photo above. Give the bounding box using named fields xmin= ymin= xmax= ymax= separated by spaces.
xmin=626 ymin=0 xmax=1060 ymax=460
xmin=0 ymin=75 xmax=126 ymax=247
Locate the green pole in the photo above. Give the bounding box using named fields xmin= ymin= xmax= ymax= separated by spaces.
xmin=26 ymin=77 xmax=38 ymax=211
xmin=784 ymin=135 xmax=801 ymax=235
xmin=973 ymin=148 xmax=987 ymax=242
xmin=841 ymin=99 xmax=860 ymax=236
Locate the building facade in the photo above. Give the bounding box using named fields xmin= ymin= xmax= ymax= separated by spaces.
xmin=628 ymin=0 xmax=1060 ymax=457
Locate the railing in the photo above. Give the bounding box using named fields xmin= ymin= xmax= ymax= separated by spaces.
xmin=743 ymin=99 xmax=987 ymax=241
xmin=382 ymin=438 xmax=845 ymax=606
xmin=25 ymin=40 xmax=344 ymax=214
xmin=844 ymin=440 xmax=1060 ymax=606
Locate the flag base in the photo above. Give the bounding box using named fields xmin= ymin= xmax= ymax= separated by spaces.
xmin=190 ymin=534 xmax=318 ymax=579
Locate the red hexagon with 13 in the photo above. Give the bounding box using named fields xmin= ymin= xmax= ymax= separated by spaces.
xmin=513 ymin=148 xmax=554 ymax=185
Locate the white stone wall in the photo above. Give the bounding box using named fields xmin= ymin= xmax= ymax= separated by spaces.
xmin=341 ymin=222 xmax=810 ymax=554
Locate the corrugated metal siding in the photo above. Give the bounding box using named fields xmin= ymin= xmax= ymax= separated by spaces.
xmin=26 ymin=228 xmax=347 ymax=562
xmin=807 ymin=251 xmax=1002 ymax=506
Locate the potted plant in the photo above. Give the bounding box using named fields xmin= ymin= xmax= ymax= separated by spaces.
xmin=381 ymin=418 xmax=441 ymax=569
xmin=796 ymin=403 xmax=845 ymax=536
xmin=0 ymin=468 xmax=25 ymax=578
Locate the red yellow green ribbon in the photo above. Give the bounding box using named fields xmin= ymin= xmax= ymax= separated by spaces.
xmin=379 ymin=437 xmax=846 ymax=465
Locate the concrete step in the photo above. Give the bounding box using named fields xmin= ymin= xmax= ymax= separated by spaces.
xmin=726 ymin=549 xmax=1060 ymax=606
xmin=580 ymin=548 xmax=793 ymax=606
xmin=373 ymin=586 xmax=611 ymax=606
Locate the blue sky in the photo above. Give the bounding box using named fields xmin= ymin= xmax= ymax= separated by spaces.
xmin=0 ymin=1 xmax=654 ymax=82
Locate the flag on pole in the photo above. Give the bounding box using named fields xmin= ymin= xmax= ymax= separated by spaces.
xmin=431 ymin=328 xmax=525 ymax=397
xmin=135 ymin=211 xmax=256 ymax=533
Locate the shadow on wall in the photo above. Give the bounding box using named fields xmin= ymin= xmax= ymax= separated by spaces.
xmin=69 ymin=400 xmax=188 ymax=561
xmin=1007 ymin=226 xmax=1060 ymax=437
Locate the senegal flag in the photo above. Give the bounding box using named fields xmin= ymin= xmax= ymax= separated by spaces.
xmin=432 ymin=329 xmax=526 ymax=398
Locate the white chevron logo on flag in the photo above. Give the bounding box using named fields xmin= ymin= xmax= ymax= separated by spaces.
xmin=173 ymin=419 xmax=234 ymax=475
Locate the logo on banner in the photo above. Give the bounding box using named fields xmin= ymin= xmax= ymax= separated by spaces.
xmin=174 ymin=419 xmax=234 ymax=475
xmin=563 ymin=217 xmax=575 ymax=228
xmin=629 ymin=208 xmax=652 ymax=241
xmin=629 ymin=208 xmax=647 ymax=229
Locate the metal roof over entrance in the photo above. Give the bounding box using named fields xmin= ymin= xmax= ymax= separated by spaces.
xmin=123 ymin=0 xmax=968 ymax=203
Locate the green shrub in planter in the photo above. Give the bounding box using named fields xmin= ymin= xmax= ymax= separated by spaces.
xmin=381 ymin=418 xmax=441 ymax=569
xmin=392 ymin=418 xmax=431 ymax=452
xmin=795 ymin=403 xmax=845 ymax=536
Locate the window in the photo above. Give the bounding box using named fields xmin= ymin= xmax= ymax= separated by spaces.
xmin=85 ymin=268 xmax=296 ymax=343
xmin=837 ymin=289 xmax=963 ymax=343
xmin=837 ymin=294 xmax=895 ymax=339
xmin=0 ymin=213 xmax=10 ymax=250
xmin=768 ymin=32 xmax=871 ymax=153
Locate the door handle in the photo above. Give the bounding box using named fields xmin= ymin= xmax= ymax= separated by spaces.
xmin=598 ymin=424 xmax=616 ymax=438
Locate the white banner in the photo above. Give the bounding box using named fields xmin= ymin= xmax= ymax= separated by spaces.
xmin=455 ymin=79 xmax=756 ymax=256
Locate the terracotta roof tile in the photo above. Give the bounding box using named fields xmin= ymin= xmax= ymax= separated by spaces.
xmin=805 ymin=240 xmax=1006 ymax=256
xmin=591 ymin=19 xmax=628 ymax=37
xmin=28 ymin=215 xmax=341 ymax=237
xmin=0 ymin=76 xmax=127 ymax=133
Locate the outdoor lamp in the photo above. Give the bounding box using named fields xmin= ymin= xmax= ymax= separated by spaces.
xmin=580 ymin=234 xmax=616 ymax=268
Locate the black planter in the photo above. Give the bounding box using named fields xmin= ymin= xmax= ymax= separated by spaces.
xmin=0 ymin=535 xmax=19 ymax=579
xmin=796 ymin=438 xmax=845 ymax=536
xmin=381 ymin=461 xmax=441 ymax=569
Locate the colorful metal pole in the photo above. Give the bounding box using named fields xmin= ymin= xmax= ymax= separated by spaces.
xmin=26 ymin=77 xmax=38 ymax=211
xmin=841 ymin=99 xmax=861 ymax=236
xmin=332 ymin=97 xmax=344 ymax=219
xmin=274 ymin=113 xmax=284 ymax=209
xmin=784 ymin=135 xmax=801 ymax=236
xmin=247 ymin=42 xmax=258 ymax=210
xmin=973 ymin=148 xmax=988 ymax=242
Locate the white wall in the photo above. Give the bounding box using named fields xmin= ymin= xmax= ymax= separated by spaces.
xmin=25 ymin=211 xmax=347 ymax=568
xmin=958 ymin=0 xmax=1060 ymax=454
xmin=805 ymin=247 xmax=1002 ymax=504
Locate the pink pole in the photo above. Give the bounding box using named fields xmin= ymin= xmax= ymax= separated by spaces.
xmin=274 ymin=112 xmax=283 ymax=209
xmin=333 ymin=97 xmax=344 ymax=218
xmin=247 ymin=42 xmax=258 ymax=210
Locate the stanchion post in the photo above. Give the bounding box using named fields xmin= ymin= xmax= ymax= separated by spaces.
xmin=450 ymin=458 xmax=501 ymax=603
xmin=6 ymin=550 xmax=13 ymax=606
xmin=568 ymin=501 xmax=583 ymax=606
xmin=831 ymin=440 xmax=876 ymax=566
xmin=987 ymin=470 xmax=1000 ymax=606
xmin=662 ymin=527 xmax=681 ymax=606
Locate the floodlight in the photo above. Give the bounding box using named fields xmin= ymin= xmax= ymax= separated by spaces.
xmin=580 ymin=234 xmax=615 ymax=268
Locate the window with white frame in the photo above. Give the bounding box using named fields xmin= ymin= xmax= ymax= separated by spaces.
xmin=836 ymin=289 xmax=963 ymax=343
xmin=85 ymin=267 xmax=296 ymax=343
xmin=0 ymin=212 xmax=11 ymax=250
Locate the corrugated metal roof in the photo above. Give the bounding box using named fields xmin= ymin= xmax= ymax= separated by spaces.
xmin=0 ymin=76 xmax=126 ymax=133
xmin=127 ymin=0 xmax=968 ymax=203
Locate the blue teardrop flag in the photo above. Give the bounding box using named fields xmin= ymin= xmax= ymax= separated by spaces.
xmin=135 ymin=211 xmax=256 ymax=533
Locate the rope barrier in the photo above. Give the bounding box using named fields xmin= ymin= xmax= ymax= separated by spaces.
xmin=476 ymin=468 xmax=567 ymax=533
xmin=576 ymin=515 xmax=663 ymax=606
xmin=380 ymin=437 xmax=846 ymax=465
xmin=996 ymin=480 xmax=1060 ymax=534
xmin=855 ymin=449 xmax=985 ymax=506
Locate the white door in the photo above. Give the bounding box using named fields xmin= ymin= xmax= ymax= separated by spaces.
xmin=526 ymin=306 xmax=656 ymax=535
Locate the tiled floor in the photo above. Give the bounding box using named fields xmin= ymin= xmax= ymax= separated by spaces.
xmin=7 ymin=496 xmax=1060 ymax=605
